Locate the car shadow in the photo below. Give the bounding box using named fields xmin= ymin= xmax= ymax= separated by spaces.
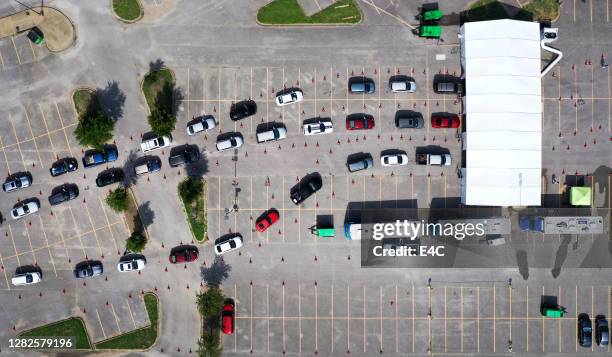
xmin=170 ymin=244 xmax=198 ymax=255
xmin=15 ymin=264 xmax=43 ymax=277
xmin=119 ymin=253 xmax=146 ymax=262
xmin=216 ymin=132 xmax=243 ymax=141
xmin=380 ymin=148 xmax=407 ymax=156
xmin=275 ymin=87 xmax=302 ymax=97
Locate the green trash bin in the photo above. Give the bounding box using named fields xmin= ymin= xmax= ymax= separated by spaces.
xmin=419 ymin=26 xmax=442 ymax=38
xmin=541 ymin=304 xmax=566 ymax=318
xmin=315 ymin=228 xmax=335 ymax=238
xmin=423 ymin=9 xmax=443 ymax=21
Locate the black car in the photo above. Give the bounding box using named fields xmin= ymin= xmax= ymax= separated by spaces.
xmin=290 ymin=174 xmax=322 ymax=205
xmin=73 ymin=261 xmax=103 ymax=279
xmin=596 ymin=315 xmax=609 ymax=347
xmin=230 ymin=100 xmax=257 ymax=121
xmin=169 ymin=146 xmax=201 ymax=167
xmin=395 ymin=111 xmax=424 ymax=129
xmin=50 ymin=157 xmax=78 ymax=177
xmin=48 ymin=184 xmax=79 ymax=206
xmin=578 ymin=313 xmax=593 ymax=347
xmin=96 ymin=169 xmax=125 ymax=187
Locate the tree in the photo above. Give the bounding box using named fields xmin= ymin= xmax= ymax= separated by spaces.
xmin=178 ymin=177 xmax=203 ymax=205
xmin=74 ymin=110 xmax=114 ymax=148
xmin=148 ymin=108 xmax=176 ymax=137
xmin=126 ymin=231 xmax=147 ymax=253
xmin=196 ymin=331 xmax=222 ymax=357
xmin=195 ymin=287 xmax=225 ymax=318
xmin=105 ymin=188 xmax=129 ymax=212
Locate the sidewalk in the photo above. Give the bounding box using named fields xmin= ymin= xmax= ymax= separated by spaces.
xmin=0 ymin=6 xmax=75 ymax=52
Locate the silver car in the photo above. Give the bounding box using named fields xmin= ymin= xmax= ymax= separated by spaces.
xmin=214 ymin=234 xmax=243 ymax=255
xmin=11 ymin=201 xmax=39 ymax=220
xmin=187 ymin=115 xmax=216 ymax=135
xmin=3 ymin=173 xmax=32 ymax=193
xmin=117 ymin=259 xmax=146 ymax=272
xmin=73 ymin=262 xmax=103 ymax=279
xmin=303 ymin=119 xmax=333 ymax=135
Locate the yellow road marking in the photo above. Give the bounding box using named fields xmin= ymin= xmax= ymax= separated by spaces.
xmin=110 ymin=303 xmax=121 ymax=333
xmin=7 ymin=225 xmax=21 ymax=266
xmin=98 ymin=197 xmax=119 ymax=253
xmin=9 ymin=119 xmax=27 ymax=171
xmin=95 ymin=309 xmax=107 ymax=339
xmin=21 ymin=107 xmax=44 ymax=167
xmin=10 ymin=36 xmax=21 ymax=64
xmin=54 ymin=102 xmax=74 ymax=157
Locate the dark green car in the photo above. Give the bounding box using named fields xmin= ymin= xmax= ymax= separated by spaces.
xmin=27 ymin=27 xmax=44 ymax=45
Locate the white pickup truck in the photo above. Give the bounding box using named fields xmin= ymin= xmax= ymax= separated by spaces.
xmin=416 ymin=153 xmax=451 ymax=166
xmin=141 ymin=136 xmax=171 ymax=153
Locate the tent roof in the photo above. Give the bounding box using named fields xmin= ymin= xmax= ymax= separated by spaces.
xmin=461 ymin=19 xmax=542 ymax=207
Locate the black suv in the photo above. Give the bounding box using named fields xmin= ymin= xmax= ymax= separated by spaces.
xmin=230 ymin=100 xmax=257 ymax=121
xmin=290 ymin=174 xmax=322 ymax=205
xmin=48 ymin=184 xmax=79 ymax=206
xmin=578 ymin=313 xmax=593 ymax=347
xmin=95 ymin=168 xmax=125 ymax=187
xmin=50 ymin=157 xmax=78 ymax=177
xmin=169 ymin=146 xmax=201 ymax=167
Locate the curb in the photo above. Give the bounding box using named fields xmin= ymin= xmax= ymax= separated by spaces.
xmin=17 ymin=316 xmax=93 ymax=351
xmin=255 ymin=0 xmax=363 ymax=27
xmin=70 ymin=86 xmax=96 ymax=117
xmin=93 ymin=292 xmax=161 ymax=351
xmin=109 ymin=0 xmax=144 ymax=24
xmin=177 ymin=178 xmax=208 ymax=244
xmin=139 ymin=66 xmax=176 ymax=116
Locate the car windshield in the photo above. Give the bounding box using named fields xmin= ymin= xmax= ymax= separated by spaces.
xmin=229 ymin=240 xmax=236 ymax=248
xmin=86 ymin=267 xmax=93 ymax=276
xmin=584 ymin=327 xmax=592 ymax=332
xmin=26 ymin=275 xmax=33 ymax=283
xmin=291 ymin=93 xmax=297 ymax=100
xmin=130 ymin=262 xmax=137 ymax=269
xmin=23 ymin=206 xmax=30 ymax=214
xmin=171 ymin=255 xmax=176 ymax=263
xmin=158 ymin=138 xmax=165 ymax=146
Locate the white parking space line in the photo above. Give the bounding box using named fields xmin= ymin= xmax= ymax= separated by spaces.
xmin=54 ymin=102 xmax=74 ymax=157
xmin=110 ymin=303 xmax=122 ymax=333
xmin=0 ymin=132 xmax=11 ymax=173
xmin=0 ymin=48 xmax=5 ymax=69
xmin=96 ymin=308 xmax=107 ymax=339
xmin=22 ymin=106 xmax=44 ymax=168
xmin=126 ymin=298 xmax=137 ymax=329
xmin=9 ymin=118 xmax=27 ymax=171
xmin=98 ymin=197 xmax=120 ymax=253
xmin=10 ymin=37 xmax=21 ymax=64
xmin=7 ymin=225 xmax=21 ymax=266
xmin=22 ymin=220 xmax=38 ymax=264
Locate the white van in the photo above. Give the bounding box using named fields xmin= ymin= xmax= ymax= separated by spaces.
xmin=256 ymin=126 xmax=287 ymax=143
xmin=11 ymin=272 xmax=42 ymax=286
xmin=216 ymin=135 xmax=244 ymax=151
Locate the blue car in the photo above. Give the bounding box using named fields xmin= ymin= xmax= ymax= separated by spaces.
xmin=82 ymin=147 xmax=118 ymax=168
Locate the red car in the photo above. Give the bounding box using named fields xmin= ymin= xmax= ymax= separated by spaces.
xmin=255 ymin=209 xmax=280 ymax=232
xmin=431 ymin=114 xmax=460 ymax=128
xmin=346 ymin=114 xmax=375 ymax=130
xmin=221 ymin=301 xmax=235 ymax=334
xmin=168 ymin=247 xmax=199 ymax=264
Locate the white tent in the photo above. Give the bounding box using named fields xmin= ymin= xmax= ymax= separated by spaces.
xmin=460 ymin=19 xmax=542 ymax=206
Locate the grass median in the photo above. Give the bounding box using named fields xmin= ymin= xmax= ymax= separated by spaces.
xmin=257 ymin=0 xmax=361 ymax=25
xmin=19 ymin=317 xmax=91 ymax=350
xmin=112 ymin=0 xmax=143 ymax=22
xmin=178 ymin=177 xmax=207 ymax=242
xmin=95 ymin=293 xmax=159 ymax=350
xmin=142 ymin=67 xmax=174 ymax=112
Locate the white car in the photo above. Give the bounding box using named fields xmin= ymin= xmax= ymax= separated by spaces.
xmin=187 ymin=115 xmax=216 ymax=136
xmin=141 ymin=136 xmax=171 ymax=153
xmin=380 ymin=153 xmax=409 ymax=166
xmin=389 ymin=79 xmax=416 ymax=93
xmin=214 ymin=234 xmax=243 ymax=255
xmin=117 ymin=259 xmax=146 ymax=272
xmin=216 ymin=134 xmax=243 ymax=152
xmin=275 ymin=90 xmax=303 ymax=106
xmin=303 ymin=119 xmax=333 ymax=135
xmin=11 ymin=272 xmax=42 ymax=286
xmin=11 ymin=201 xmax=39 ymax=220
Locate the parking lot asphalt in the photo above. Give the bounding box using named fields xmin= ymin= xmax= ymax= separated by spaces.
xmin=0 ymin=0 xmax=610 ymax=355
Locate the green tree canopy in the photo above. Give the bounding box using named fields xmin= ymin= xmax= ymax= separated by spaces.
xmin=126 ymin=231 xmax=147 ymax=253
xmin=178 ymin=177 xmax=203 ymax=205
xmin=105 ymin=188 xmax=129 ymax=212
xmin=196 ymin=330 xmax=222 ymax=357
xmin=74 ymin=110 xmax=114 ymax=148
xmin=195 ymin=287 xmax=225 ymax=318
xmin=148 ymin=108 xmax=176 ymax=137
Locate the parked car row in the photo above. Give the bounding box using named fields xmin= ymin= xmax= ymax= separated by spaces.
xmin=10 ymin=257 xmax=146 ymax=286
xmin=579 ymin=313 xmax=609 ymax=347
